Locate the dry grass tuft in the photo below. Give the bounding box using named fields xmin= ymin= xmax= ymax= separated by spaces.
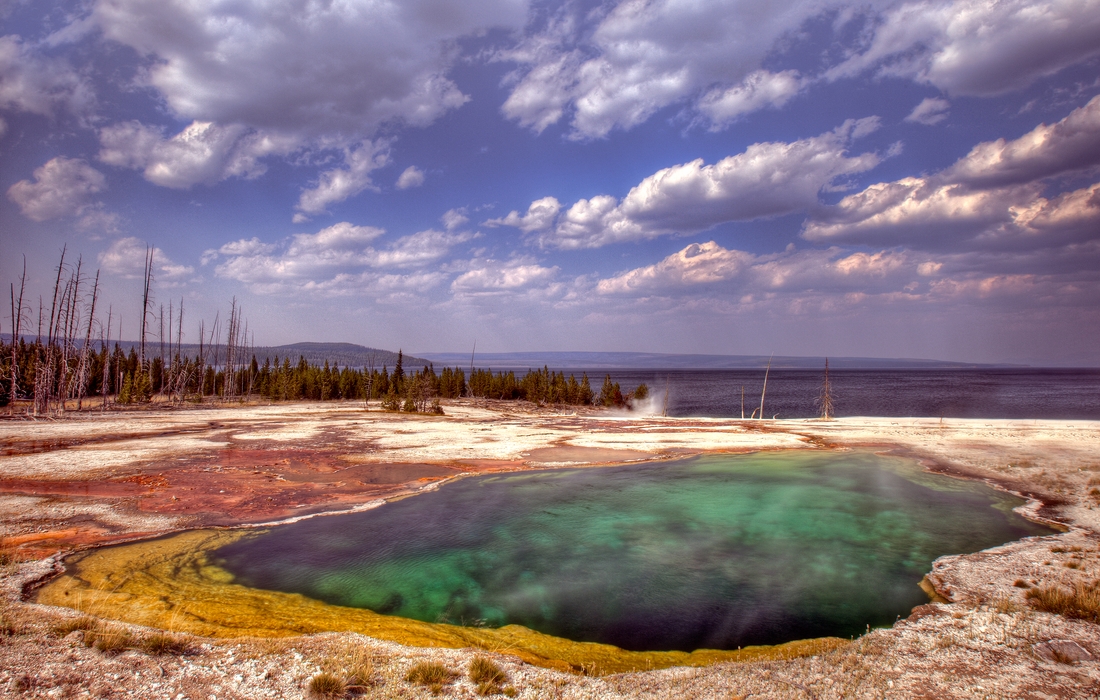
xmin=992 ymin=594 xmax=1022 ymax=614
xmin=1013 ymin=579 xmax=1031 ymax=588
xmin=470 ymin=656 xmax=509 ymax=695
xmin=1025 ymin=579 xmax=1100 ymax=621
xmin=138 ymin=631 xmax=190 ymax=655
xmin=407 ymin=660 xmax=456 ymax=693
xmin=51 ymin=615 xmax=97 ymax=637
xmin=308 ymin=671 xmax=347 ymax=698
xmin=84 ymin=625 xmax=132 ymax=655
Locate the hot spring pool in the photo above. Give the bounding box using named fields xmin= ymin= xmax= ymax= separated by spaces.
xmin=214 ymin=451 xmax=1053 ymax=652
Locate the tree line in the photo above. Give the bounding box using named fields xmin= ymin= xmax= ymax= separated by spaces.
xmin=0 ymin=336 xmax=648 ymax=413
xmin=3 ymin=247 xmax=647 ymax=414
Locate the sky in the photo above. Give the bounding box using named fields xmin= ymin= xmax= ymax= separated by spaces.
xmin=1 ymin=0 xmax=1099 ymax=365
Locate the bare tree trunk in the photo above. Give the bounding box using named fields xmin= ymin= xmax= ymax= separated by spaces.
xmin=157 ymin=303 xmax=165 ymax=398
xmin=76 ymin=270 xmax=100 ymax=410
xmin=819 ymin=357 xmax=834 ymax=420
xmin=758 ymin=355 xmax=772 ymax=420
xmin=140 ymin=245 xmax=154 ymax=377
xmin=37 ymin=248 xmax=67 ymax=416
xmin=101 ymin=307 xmax=112 ymax=411
xmin=9 ymin=256 xmax=27 ymax=414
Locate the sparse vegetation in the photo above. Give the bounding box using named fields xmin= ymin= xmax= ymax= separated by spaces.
xmin=469 ymin=656 xmax=508 ymax=695
xmin=308 ymin=671 xmax=347 ymax=698
xmin=1025 ymin=579 xmax=1100 ymax=621
xmin=51 ymin=615 xmax=97 ymax=637
xmin=1013 ymin=578 xmax=1031 ymax=588
xmin=406 ymin=660 xmax=456 ymax=693
xmin=138 ymin=631 xmax=190 ymax=655
xmin=84 ymin=625 xmax=132 ymax=654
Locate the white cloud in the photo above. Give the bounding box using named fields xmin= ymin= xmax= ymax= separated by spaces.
xmin=697 ymin=70 xmax=804 ymax=128
xmin=905 ymin=97 xmax=950 ymax=125
xmin=495 ymin=119 xmax=882 ymax=249
xmin=498 ymin=0 xmax=1100 ymax=139
xmin=367 ymin=229 xmax=476 ymax=268
xmin=207 ymin=222 xmax=474 ymax=295
xmin=98 ymin=120 xmax=297 ymax=189
xmin=451 ymin=258 xmax=559 ymax=294
xmin=396 ymin=166 xmax=426 ymax=190
xmin=97 ymin=237 xmax=194 ymax=282
xmin=441 ymin=208 xmax=468 ymax=230
xmin=296 ymin=141 xmax=391 ymax=216
xmin=804 ymin=98 xmax=1100 ymax=249
xmin=484 ymin=196 xmax=562 ymax=232
xmin=93 ymin=0 xmax=526 ymax=139
xmin=0 ymin=35 xmax=93 ymax=118
xmin=596 ymin=240 xmax=925 ymax=297
xmin=942 ymin=94 xmax=1100 ymax=187
xmin=499 ymin=0 xmax=827 ymax=138
xmin=828 ymin=0 xmax=1100 ymax=97
xmin=7 ymin=157 xmax=106 ymax=221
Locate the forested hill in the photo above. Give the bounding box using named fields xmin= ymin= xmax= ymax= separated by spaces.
xmin=246 ymin=343 xmax=428 ymax=369
xmin=0 ymin=336 xmax=428 ymax=370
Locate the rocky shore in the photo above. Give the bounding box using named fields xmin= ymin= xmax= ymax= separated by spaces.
xmin=2 ymin=401 xmax=1098 ymax=698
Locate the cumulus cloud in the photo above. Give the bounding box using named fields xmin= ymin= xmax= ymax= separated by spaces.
xmin=905 ymin=97 xmax=950 ymax=125
xmin=828 ymin=0 xmax=1100 ymax=96
xmin=7 ymin=157 xmax=106 ymax=221
xmin=97 ymin=237 xmax=194 ymax=282
xmin=296 ymin=141 xmax=391 ymax=216
xmin=697 ymin=70 xmax=804 ymax=128
xmin=93 ymin=0 xmax=525 ymax=140
xmin=396 ymin=166 xmax=426 ymax=190
xmin=441 ymin=208 xmax=468 ymax=230
xmin=596 ymin=240 xmax=936 ymax=301
xmin=206 ymin=221 xmax=474 ymax=294
xmin=804 ymin=97 xmax=1100 ymax=249
xmin=942 ymin=95 xmax=1100 ymax=187
xmin=494 ymin=118 xmax=882 ymax=249
xmin=499 ymin=0 xmax=1100 ymax=139
xmin=0 ymin=35 xmax=93 ymax=118
xmin=484 ymin=196 xmax=562 ymax=232
xmin=98 ymin=120 xmax=297 ymax=189
xmin=500 ymin=0 xmax=825 ymax=138
xmin=451 ymin=258 xmax=559 ymax=295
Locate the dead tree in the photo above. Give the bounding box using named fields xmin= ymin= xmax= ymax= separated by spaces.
xmin=9 ymin=256 xmax=27 ymax=413
xmin=819 ymin=357 xmax=835 ymax=421
xmin=75 ymin=270 xmax=100 ymax=410
xmin=758 ymin=355 xmax=772 ymax=420
xmin=139 ymin=245 xmax=154 ymax=374
xmin=101 ymin=307 xmax=113 ymax=411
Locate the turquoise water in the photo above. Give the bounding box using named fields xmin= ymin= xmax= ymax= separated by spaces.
xmin=216 ymin=451 xmax=1053 ymax=651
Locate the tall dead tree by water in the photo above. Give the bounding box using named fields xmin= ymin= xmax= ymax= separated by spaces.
xmin=758 ymin=355 xmax=772 ymax=420
xmin=75 ymin=270 xmax=100 ymax=410
xmin=139 ymin=245 xmax=154 ymax=370
xmin=819 ymin=357 xmax=835 ymax=420
xmin=101 ymin=307 xmax=113 ymax=411
xmin=9 ymin=256 xmax=27 ymax=413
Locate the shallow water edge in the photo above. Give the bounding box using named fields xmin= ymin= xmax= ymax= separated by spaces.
xmin=32 ymin=446 xmax=1058 ymax=675
xmin=34 ymin=528 xmax=847 ymax=675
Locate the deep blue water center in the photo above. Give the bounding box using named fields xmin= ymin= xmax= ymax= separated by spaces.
xmin=215 ymin=451 xmax=1053 ymax=652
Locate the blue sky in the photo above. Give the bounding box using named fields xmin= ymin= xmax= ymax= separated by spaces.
xmin=2 ymin=0 xmax=1099 ymax=364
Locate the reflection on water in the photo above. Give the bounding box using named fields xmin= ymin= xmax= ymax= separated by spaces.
xmin=216 ymin=451 xmax=1053 ymax=652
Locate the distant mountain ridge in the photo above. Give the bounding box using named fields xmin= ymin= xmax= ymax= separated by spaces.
xmin=417 ymin=351 xmax=1020 ymax=370
xmin=0 ymin=336 xmax=1027 ymax=369
xmin=0 ymin=336 xmax=429 ymax=369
